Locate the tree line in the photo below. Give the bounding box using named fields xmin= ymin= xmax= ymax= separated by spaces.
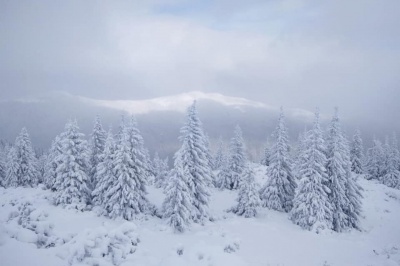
xmin=0 ymin=102 xmax=399 ymax=233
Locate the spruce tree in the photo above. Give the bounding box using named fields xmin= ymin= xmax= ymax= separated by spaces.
xmin=153 ymin=152 xmax=169 ymax=189
xmin=104 ymin=125 xmax=153 ymax=220
xmin=350 ymin=130 xmax=364 ymax=174
xmin=92 ymin=130 xmax=116 ymax=208
xmin=326 ymin=108 xmax=362 ymax=231
xmin=218 ymin=125 xmax=247 ymax=190
xmin=54 ymin=120 xmax=90 ymax=207
xmin=365 ymin=138 xmax=384 ymax=180
xmin=176 ymin=101 xmax=213 ymax=223
xmin=213 ymin=137 xmax=226 ymax=171
xmin=382 ymin=134 xmax=400 ymax=188
xmin=44 ymin=135 xmax=63 ymax=190
xmin=0 ymin=144 xmax=7 ymax=187
xmin=5 ymin=146 xmax=19 ymax=187
xmin=162 ymin=154 xmax=193 ymax=232
xmin=290 ymin=110 xmax=333 ymax=233
xmin=260 ymin=145 xmax=271 ymax=167
xmin=89 ymin=115 xmax=106 ymax=190
xmin=5 ymin=128 xmax=39 ymax=187
xmin=260 ymin=108 xmax=296 ymax=212
xmin=230 ymin=165 xmax=260 ymax=218
xmin=293 ymin=130 xmax=309 ymax=180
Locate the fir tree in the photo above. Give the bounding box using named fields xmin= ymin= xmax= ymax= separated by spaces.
xmin=350 ymin=130 xmax=364 ymax=174
xmin=89 ymin=115 xmax=106 ymax=190
xmin=104 ymin=126 xmax=153 ymax=220
xmin=162 ymin=154 xmax=193 ymax=232
xmin=260 ymin=108 xmax=296 ymax=212
xmin=54 ymin=120 xmax=90 ymax=207
xmin=5 ymin=146 xmax=19 ymax=187
xmin=230 ymin=165 xmax=260 ymax=218
xmin=176 ymin=101 xmax=213 ymax=223
xmin=365 ymin=138 xmax=384 ymax=180
xmin=260 ymin=145 xmax=271 ymax=167
xmin=293 ymin=130 xmax=309 ymax=180
xmin=218 ymin=125 xmax=247 ymax=190
xmin=5 ymin=128 xmax=39 ymax=187
xmin=290 ymin=110 xmax=333 ymax=233
xmin=213 ymin=137 xmax=226 ymax=171
xmin=0 ymin=144 xmax=7 ymax=187
xmin=44 ymin=135 xmax=63 ymax=190
xmin=153 ymin=152 xmax=169 ymax=189
xmin=382 ymin=134 xmax=400 ymax=188
xmin=92 ymin=130 xmax=116 ymax=208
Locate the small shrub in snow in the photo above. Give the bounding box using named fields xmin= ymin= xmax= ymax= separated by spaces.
xmin=224 ymin=239 xmax=240 ymax=253
xmin=66 ymin=223 xmax=139 ymax=266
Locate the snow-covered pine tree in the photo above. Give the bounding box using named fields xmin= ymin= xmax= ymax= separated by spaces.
xmin=54 ymin=120 xmax=91 ymax=207
xmin=37 ymin=152 xmax=47 ymax=184
xmin=350 ymin=130 xmax=364 ymax=174
xmin=89 ymin=115 xmax=106 ymax=190
xmin=125 ymin=116 xmax=154 ymax=185
xmin=218 ymin=125 xmax=247 ymax=190
xmin=104 ymin=125 xmax=153 ymax=220
xmin=230 ymin=165 xmax=260 ymax=218
xmin=204 ymin=133 xmax=215 ymax=171
xmin=0 ymin=143 xmax=7 ymax=187
xmin=290 ymin=110 xmax=333 ymax=233
xmin=293 ymin=129 xmax=309 ymax=180
xmin=382 ymin=134 xmax=400 ymax=188
xmin=5 ymin=146 xmax=19 ymax=187
xmin=176 ymin=101 xmax=213 ymax=223
xmin=153 ymin=152 xmax=170 ymax=189
xmin=213 ymin=137 xmax=226 ymax=171
xmin=6 ymin=128 xmax=39 ymax=187
xmin=162 ymin=153 xmax=193 ymax=233
xmin=365 ymin=138 xmax=384 ymax=180
xmin=44 ymin=135 xmax=63 ymax=190
xmin=92 ymin=130 xmax=116 ymax=208
xmin=260 ymin=145 xmax=271 ymax=167
xmin=325 ymin=109 xmax=351 ymax=232
xmin=260 ymin=108 xmax=296 ymax=212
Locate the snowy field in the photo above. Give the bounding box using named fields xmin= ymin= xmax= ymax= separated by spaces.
xmin=1 ymin=169 xmax=399 ymax=266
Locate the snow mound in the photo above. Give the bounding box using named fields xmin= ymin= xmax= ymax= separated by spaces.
xmin=63 ymin=223 xmax=139 ymax=266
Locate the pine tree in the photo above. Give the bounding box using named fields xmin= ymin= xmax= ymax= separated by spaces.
xmin=230 ymin=165 xmax=260 ymax=218
xmin=260 ymin=108 xmax=296 ymax=212
xmin=365 ymin=138 xmax=384 ymax=180
xmin=0 ymin=143 xmax=8 ymax=187
xmin=44 ymin=135 xmax=63 ymax=190
xmin=290 ymin=110 xmax=333 ymax=233
xmin=5 ymin=146 xmax=19 ymax=187
xmin=153 ymin=152 xmax=169 ymax=189
xmin=5 ymin=128 xmax=39 ymax=187
xmin=213 ymin=137 xmax=226 ymax=171
xmin=350 ymin=130 xmax=364 ymax=174
xmin=125 ymin=116 xmax=154 ymax=185
xmin=92 ymin=130 xmax=116 ymax=208
xmin=326 ymin=108 xmax=362 ymax=231
xmin=293 ymin=130 xmax=309 ymax=180
xmin=176 ymin=101 xmax=213 ymax=223
xmin=260 ymin=145 xmax=271 ymax=167
xmin=89 ymin=115 xmax=106 ymax=190
xmin=382 ymin=134 xmax=400 ymax=188
xmin=54 ymin=120 xmax=90 ymax=207
xmin=162 ymin=154 xmax=193 ymax=233
xmin=104 ymin=125 xmax=153 ymax=220
xmin=218 ymin=125 xmax=247 ymax=190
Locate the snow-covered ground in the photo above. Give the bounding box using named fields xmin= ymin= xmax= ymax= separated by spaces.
xmin=1 ymin=170 xmax=400 ymax=266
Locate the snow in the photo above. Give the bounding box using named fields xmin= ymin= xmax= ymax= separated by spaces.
xmin=1 ymin=171 xmax=400 ymax=266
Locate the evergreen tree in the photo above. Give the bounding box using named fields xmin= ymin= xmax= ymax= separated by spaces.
xmin=54 ymin=120 xmax=90 ymax=207
xmin=326 ymin=108 xmax=362 ymax=231
xmin=89 ymin=115 xmax=106 ymax=190
xmin=290 ymin=110 xmax=333 ymax=233
xmin=92 ymin=130 xmax=116 ymax=208
xmin=260 ymin=108 xmax=296 ymax=212
xmin=230 ymin=165 xmax=260 ymax=218
xmin=162 ymin=154 xmax=193 ymax=233
xmin=104 ymin=125 xmax=153 ymax=220
xmin=44 ymin=135 xmax=63 ymax=190
xmin=0 ymin=143 xmax=7 ymax=187
xmin=218 ymin=125 xmax=247 ymax=190
xmin=365 ymin=138 xmax=384 ymax=180
xmin=382 ymin=134 xmax=400 ymax=188
xmin=350 ymin=130 xmax=364 ymax=174
xmin=325 ymin=109 xmax=351 ymax=232
xmin=213 ymin=137 xmax=226 ymax=171
xmin=153 ymin=152 xmax=169 ymax=189
xmin=5 ymin=128 xmax=39 ymax=187
xmin=176 ymin=101 xmax=213 ymax=223
xmin=293 ymin=130 xmax=309 ymax=180
xmin=37 ymin=152 xmax=47 ymax=184
xmin=5 ymin=146 xmax=19 ymax=187
xmin=260 ymin=140 xmax=271 ymax=167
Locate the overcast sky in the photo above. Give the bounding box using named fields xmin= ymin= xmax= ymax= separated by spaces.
xmin=1 ymin=0 xmax=400 ymax=141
